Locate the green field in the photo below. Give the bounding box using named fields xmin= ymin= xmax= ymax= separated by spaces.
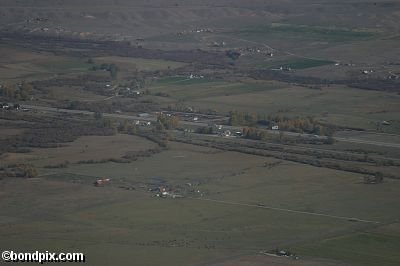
xmin=228 ymin=23 xmax=379 ymax=43
xmin=34 ymin=58 xmax=90 ymax=73
xmin=149 ymin=78 xmax=283 ymax=101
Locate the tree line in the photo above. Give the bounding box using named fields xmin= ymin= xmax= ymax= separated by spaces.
xmin=229 ymin=111 xmax=336 ymax=136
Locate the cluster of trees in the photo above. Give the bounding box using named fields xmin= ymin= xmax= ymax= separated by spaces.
xmin=0 ymin=82 xmax=33 ymax=100
xmin=271 ymin=116 xmax=336 ymax=136
xmin=131 ymin=129 xmax=171 ymax=148
xmin=65 ymin=98 xmax=158 ymax=115
xmin=229 ymin=111 xmax=260 ymax=126
xmin=93 ymin=112 xmax=116 ymax=129
xmin=0 ymin=115 xmax=116 ymax=156
xmin=196 ymin=126 xmax=214 ymax=134
xmin=0 ymin=164 xmax=37 ymax=178
xmin=157 ymin=114 xmax=180 ymax=130
xmin=117 ymin=120 xmax=138 ymax=134
xmin=229 ymin=111 xmax=336 ymax=136
xmin=242 ymin=127 xmax=268 ymax=140
xmin=226 ymin=50 xmax=241 ymax=60
xmin=90 ymin=63 xmax=119 ymax=79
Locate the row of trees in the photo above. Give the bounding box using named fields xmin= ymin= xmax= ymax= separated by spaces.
xmin=277 ymin=117 xmax=336 ymax=136
xmin=229 ymin=111 xmax=336 ymax=136
xmin=242 ymin=127 xmax=268 ymax=140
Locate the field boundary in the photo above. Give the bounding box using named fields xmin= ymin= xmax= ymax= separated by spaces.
xmin=190 ymin=197 xmax=381 ymax=224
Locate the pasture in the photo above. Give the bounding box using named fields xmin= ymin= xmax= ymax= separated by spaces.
xmin=1 ymin=139 xmax=399 ymax=265
xmin=148 ymin=78 xmax=283 ymax=101
xmin=228 ymin=23 xmax=379 ymax=43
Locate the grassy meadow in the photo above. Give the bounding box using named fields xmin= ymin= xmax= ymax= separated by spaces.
xmin=227 ymin=23 xmax=380 ymax=43
xmin=1 ymin=137 xmax=399 ymax=265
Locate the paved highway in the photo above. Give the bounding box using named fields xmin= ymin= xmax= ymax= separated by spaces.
xmin=21 ymin=104 xmax=400 ymax=149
